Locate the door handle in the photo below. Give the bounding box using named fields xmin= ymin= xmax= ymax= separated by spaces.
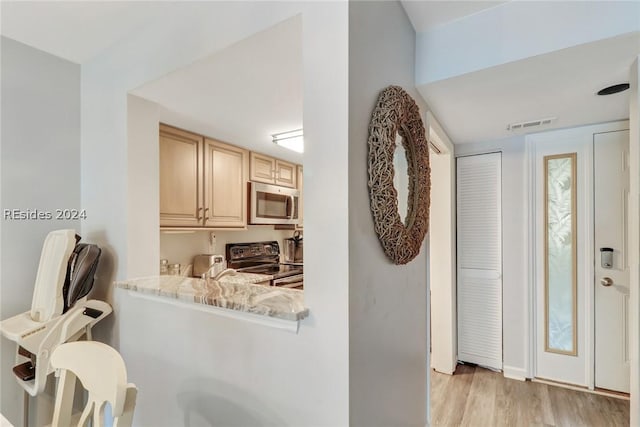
xmin=600 ymin=277 xmax=614 ymax=287
xmin=289 ymin=195 xmax=295 ymax=219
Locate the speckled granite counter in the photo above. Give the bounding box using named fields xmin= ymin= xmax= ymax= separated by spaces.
xmin=115 ymin=274 xmax=308 ymax=321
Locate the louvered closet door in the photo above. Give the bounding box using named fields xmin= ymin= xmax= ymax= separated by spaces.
xmin=456 ymin=153 xmax=503 ymax=370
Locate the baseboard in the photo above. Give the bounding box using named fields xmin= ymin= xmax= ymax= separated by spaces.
xmin=430 ymin=357 xmax=456 ymax=375
xmin=432 ymin=366 xmax=455 ymax=375
xmin=503 ymin=365 xmax=527 ymax=381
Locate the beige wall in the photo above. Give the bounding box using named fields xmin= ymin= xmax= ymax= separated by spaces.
xmin=160 ymin=227 xmax=294 ymax=267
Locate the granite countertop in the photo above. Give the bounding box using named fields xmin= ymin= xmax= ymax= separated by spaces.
xmin=115 ymin=274 xmax=308 ymax=321
xmin=216 ymin=271 xmax=272 ymax=285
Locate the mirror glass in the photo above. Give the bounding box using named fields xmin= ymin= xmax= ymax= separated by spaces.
xmin=393 ymin=132 xmax=410 ymax=225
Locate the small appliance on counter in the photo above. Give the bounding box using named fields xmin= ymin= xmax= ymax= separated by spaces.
xmin=226 ymin=241 xmax=303 ymax=289
xmin=283 ymin=231 xmax=303 ymax=264
xmin=192 ymin=254 xmax=225 ymax=278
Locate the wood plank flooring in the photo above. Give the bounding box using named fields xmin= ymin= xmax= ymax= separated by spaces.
xmin=431 ymin=364 xmax=630 ymax=426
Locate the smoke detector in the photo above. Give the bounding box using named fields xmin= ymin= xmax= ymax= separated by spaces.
xmin=507 ymin=117 xmax=556 ymax=131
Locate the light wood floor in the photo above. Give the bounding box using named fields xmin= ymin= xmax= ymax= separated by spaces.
xmin=431 ymin=364 xmax=630 ymax=426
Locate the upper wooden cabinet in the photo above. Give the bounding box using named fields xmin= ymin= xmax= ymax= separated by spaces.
xmin=203 ymin=139 xmax=248 ymax=228
xmin=159 ymin=125 xmax=248 ymax=229
xmin=249 ymin=152 xmax=297 ymax=188
xmin=159 ymin=125 xmax=203 ymax=227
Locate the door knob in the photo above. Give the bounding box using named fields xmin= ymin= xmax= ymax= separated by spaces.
xmin=600 ymin=277 xmax=613 ymax=287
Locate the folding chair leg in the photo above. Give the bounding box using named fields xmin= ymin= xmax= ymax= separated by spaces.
xmin=23 ymin=390 xmax=28 ymax=427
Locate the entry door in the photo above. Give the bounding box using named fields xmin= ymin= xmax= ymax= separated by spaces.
xmin=594 ymin=130 xmax=630 ymax=393
xmin=534 ymin=135 xmax=591 ymax=386
xmin=456 ymin=153 xmax=502 ymax=370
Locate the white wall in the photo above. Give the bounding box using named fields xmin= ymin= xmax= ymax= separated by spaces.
xmin=126 ymin=95 xmax=159 ymax=280
xmin=455 ymin=135 xmax=529 ymax=379
xmin=0 ymin=37 xmax=81 ymax=426
xmin=348 ymin=2 xmax=429 ymax=425
xmin=81 ymin=3 xmax=349 ymax=425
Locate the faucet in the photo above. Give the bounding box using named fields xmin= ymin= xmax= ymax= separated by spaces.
xmin=201 ymin=267 xmax=237 ymax=281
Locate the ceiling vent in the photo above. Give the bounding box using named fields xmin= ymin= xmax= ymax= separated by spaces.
xmin=507 ymin=117 xmax=556 ymax=131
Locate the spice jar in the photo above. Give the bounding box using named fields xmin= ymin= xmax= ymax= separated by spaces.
xmin=160 ymin=259 xmax=169 ymax=275
xmin=169 ymin=263 xmax=180 ymax=276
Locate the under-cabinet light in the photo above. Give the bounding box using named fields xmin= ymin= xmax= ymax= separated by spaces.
xmin=272 ymin=129 xmax=303 ymax=153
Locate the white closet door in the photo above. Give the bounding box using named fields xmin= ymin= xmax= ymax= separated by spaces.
xmin=456 ymin=153 xmax=503 ymax=370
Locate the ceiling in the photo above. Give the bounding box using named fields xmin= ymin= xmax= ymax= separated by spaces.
xmin=0 ymin=2 xmax=161 ymax=64
xmin=418 ymin=32 xmax=640 ymax=144
xmin=401 ymin=1 xmax=507 ymax=32
xmin=131 ymin=16 xmax=303 ymax=164
xmin=3 ymin=1 xmax=638 ymax=149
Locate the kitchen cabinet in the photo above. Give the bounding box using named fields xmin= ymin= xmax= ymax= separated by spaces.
xmin=159 ymin=125 xmax=203 ymax=227
xmin=203 ymin=139 xmax=248 ymax=227
xmin=249 ymin=152 xmax=297 ymax=188
xmin=159 ymin=124 xmax=248 ymax=229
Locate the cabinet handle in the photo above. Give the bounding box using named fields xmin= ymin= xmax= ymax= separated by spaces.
xmin=204 ymin=207 xmax=210 ymax=220
xmin=197 ymin=207 xmax=203 ymax=221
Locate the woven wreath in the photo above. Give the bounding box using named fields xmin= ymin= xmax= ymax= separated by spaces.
xmin=367 ymin=85 xmax=430 ymax=265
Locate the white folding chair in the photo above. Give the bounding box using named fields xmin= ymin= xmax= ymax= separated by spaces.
xmin=49 ymin=341 xmax=137 ymax=427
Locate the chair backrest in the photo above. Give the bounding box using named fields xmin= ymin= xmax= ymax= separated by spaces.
xmin=30 ymin=230 xmax=76 ymax=322
xmin=50 ymin=341 xmax=137 ymax=427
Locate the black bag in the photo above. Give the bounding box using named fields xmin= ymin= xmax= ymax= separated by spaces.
xmin=62 ymin=242 xmax=101 ymax=312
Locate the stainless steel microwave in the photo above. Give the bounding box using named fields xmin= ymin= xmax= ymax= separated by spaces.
xmin=249 ymin=182 xmax=300 ymax=225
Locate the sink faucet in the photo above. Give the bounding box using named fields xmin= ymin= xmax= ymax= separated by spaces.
xmin=201 ymin=267 xmax=237 ymax=281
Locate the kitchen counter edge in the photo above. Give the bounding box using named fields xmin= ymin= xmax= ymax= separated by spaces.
xmin=114 ymin=275 xmax=309 ymax=323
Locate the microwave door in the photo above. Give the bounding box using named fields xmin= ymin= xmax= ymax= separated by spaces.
xmin=250 ymin=182 xmax=300 ymax=225
xmin=258 ymin=192 xmax=286 ymax=218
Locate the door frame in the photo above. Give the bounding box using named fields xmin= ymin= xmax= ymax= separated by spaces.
xmin=426 ymin=111 xmax=457 ymax=376
xmin=629 ymin=57 xmax=639 ymax=426
xmin=526 ymin=121 xmax=631 ymax=389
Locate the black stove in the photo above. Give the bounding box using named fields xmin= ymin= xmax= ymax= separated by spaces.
xmin=226 ymin=241 xmax=303 ymax=289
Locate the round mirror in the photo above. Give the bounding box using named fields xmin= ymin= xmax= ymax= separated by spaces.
xmin=367 ymin=86 xmax=430 ymax=265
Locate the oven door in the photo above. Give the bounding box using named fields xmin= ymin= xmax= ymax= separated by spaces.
xmin=249 ymin=182 xmax=299 ymax=225
xmin=272 ymin=274 xmax=303 ymax=289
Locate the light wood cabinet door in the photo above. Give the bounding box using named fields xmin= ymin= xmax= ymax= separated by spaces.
xmin=250 ymin=152 xmax=275 ymax=184
xmin=159 ymin=125 xmax=203 ymax=227
xmin=203 ymin=139 xmax=248 ymax=228
xmin=297 ymin=165 xmax=303 ymax=229
xmin=249 ymin=152 xmax=297 ymax=188
xmin=275 ymin=160 xmax=297 ymax=188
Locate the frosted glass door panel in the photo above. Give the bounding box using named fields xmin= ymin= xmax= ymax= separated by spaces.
xmin=545 ymin=154 xmax=577 ymax=355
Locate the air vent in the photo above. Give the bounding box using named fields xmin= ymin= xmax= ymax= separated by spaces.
xmin=507 ymin=117 xmax=556 ymax=131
